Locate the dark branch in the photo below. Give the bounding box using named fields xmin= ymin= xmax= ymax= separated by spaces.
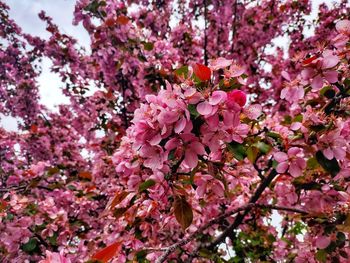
xmin=154 ymin=201 xmax=306 ymax=263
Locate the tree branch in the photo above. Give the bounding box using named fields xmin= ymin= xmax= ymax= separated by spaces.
xmin=0 ymin=184 xmax=27 ymax=193
xmin=231 ymin=0 xmax=238 ymax=53
xmin=154 ymin=201 xmax=306 ymax=263
xmin=203 ymin=0 xmax=208 ymax=65
xmin=209 ymin=169 xmax=278 ymax=249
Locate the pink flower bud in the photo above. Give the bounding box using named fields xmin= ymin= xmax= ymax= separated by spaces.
xmin=227 ymin=90 xmax=247 ymax=108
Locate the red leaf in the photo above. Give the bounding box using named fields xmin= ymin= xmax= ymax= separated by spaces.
xmin=105 ymin=18 xmax=116 ymax=27
xmin=193 ymin=63 xmax=211 ymax=81
xmin=30 ymin=124 xmax=38 ymax=133
xmin=116 ymin=15 xmax=129 ymax=25
xmin=78 ymin=171 xmax=92 ymax=180
xmin=173 ymin=196 xmax=193 ymax=230
xmin=106 ymin=191 xmax=129 ymax=211
xmin=302 ymin=55 xmax=318 ymax=65
xmin=92 ymin=242 xmax=121 ymax=263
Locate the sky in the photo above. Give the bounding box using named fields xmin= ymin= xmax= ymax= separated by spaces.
xmin=0 ymin=0 xmax=342 ymax=132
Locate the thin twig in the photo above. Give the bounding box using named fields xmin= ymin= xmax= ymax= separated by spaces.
xmin=203 ymin=0 xmax=208 ymax=65
xmin=0 ymin=184 xmax=27 ymax=193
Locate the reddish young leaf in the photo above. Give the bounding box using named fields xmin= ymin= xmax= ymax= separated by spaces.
xmin=30 ymin=124 xmax=38 ymax=133
xmin=302 ymin=55 xmax=318 ymax=66
xmin=92 ymin=242 xmax=121 ymax=263
xmin=78 ymin=171 xmax=92 ymax=180
xmin=193 ymin=63 xmax=211 ymax=81
xmin=104 ymin=18 xmax=116 ymax=27
xmin=116 ymin=15 xmax=129 ymax=25
xmin=173 ymin=196 xmax=193 ymax=230
xmin=106 ymin=191 xmax=129 ymax=211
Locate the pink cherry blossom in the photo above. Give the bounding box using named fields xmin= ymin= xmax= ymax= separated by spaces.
xmin=209 ymin=57 xmax=232 ymax=70
xmin=336 ymin=20 xmax=350 ymax=35
xmin=39 ymin=251 xmax=71 ymax=263
xmin=274 ymin=147 xmax=306 ymax=177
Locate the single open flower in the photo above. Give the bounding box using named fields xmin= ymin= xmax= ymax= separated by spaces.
xmin=274 ymin=147 xmax=306 ymax=177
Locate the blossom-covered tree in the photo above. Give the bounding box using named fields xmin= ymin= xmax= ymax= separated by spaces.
xmin=1 ymin=0 xmax=350 ymax=262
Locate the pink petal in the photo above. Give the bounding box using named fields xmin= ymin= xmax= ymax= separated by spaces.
xmin=323 ymin=70 xmax=338 ymax=83
xmin=336 ymin=20 xmax=350 ymax=35
xmin=196 ymin=184 xmax=207 ymax=197
xmin=281 ymin=71 xmax=291 ymax=81
xmin=139 ymin=145 xmax=155 ymax=157
xmin=276 ymin=162 xmax=288 ymax=174
xmin=184 ymin=88 xmax=197 ymax=97
xmin=289 ymin=162 xmax=302 ymax=177
xmin=323 ymin=148 xmax=334 ymax=160
xmin=184 ymin=149 xmax=198 ymax=168
xmin=333 ymin=34 xmax=349 ymax=48
xmin=280 ymin=88 xmax=288 ymax=99
xmin=291 ymin=122 xmax=302 ymax=131
xmin=333 ymin=147 xmax=346 ymax=160
xmin=211 ymin=181 xmax=225 ymax=197
xmin=301 ymin=68 xmax=314 ymax=80
xmin=316 ymin=236 xmax=331 ymax=249
xmin=190 ymin=141 xmax=206 ymax=155
xmin=274 ymin=152 xmax=288 ymax=162
xmin=174 ymin=117 xmax=187 ymax=133
xmin=244 ymin=104 xmax=262 ymax=119
xmin=196 ymin=101 xmax=213 ymax=115
xmin=165 ymin=138 xmax=181 ymax=151
xmin=236 ymin=124 xmax=249 ymax=136
xmin=296 ymin=158 xmax=306 ymax=170
xmin=207 ymin=114 xmax=219 ymax=129
xmin=209 ymin=90 xmax=227 ymax=105
xmin=159 ymin=111 xmax=179 ymax=124
xmin=287 ymin=147 xmax=301 ymax=156
xmin=148 ymin=134 xmax=162 ymax=146
xmin=311 ymin=75 xmax=324 ymax=90
xmin=209 ymin=57 xmax=232 ymax=70
xmin=223 ymin=111 xmax=234 ymax=127
xmin=322 ymin=55 xmax=339 ymax=69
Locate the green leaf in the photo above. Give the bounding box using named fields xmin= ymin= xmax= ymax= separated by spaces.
xmin=307 ymin=157 xmax=319 ymax=169
xmin=336 ymin=232 xmax=346 ymax=247
xmin=266 ymin=131 xmax=281 ymax=140
xmin=25 ymin=203 xmax=38 ymax=216
xmin=344 ymin=78 xmax=350 ymax=88
xmin=315 ymin=151 xmax=340 ymax=177
xmin=47 ymin=232 xmax=58 ymax=246
xmin=173 ymin=196 xmax=193 ymax=230
xmin=168 ymin=149 xmax=176 ymax=161
xmin=293 ymin=114 xmax=303 ymax=122
xmin=247 ymin=146 xmax=259 ymax=163
xmin=174 ymin=65 xmax=189 ymax=79
xmin=315 ymin=249 xmax=327 ymax=263
xmin=21 ymin=238 xmax=38 ymax=253
xmin=324 ymin=89 xmax=336 ymax=99
xmin=138 ymin=179 xmax=156 ymax=192
xmin=309 ymin=124 xmax=326 ymax=132
xmin=254 ymin=141 xmax=271 ymax=154
xmin=227 ymin=142 xmax=246 ymax=161
xmin=320 ymin=86 xmax=335 ymax=98
xmin=134 ymin=250 xmax=150 ymax=262
xmin=188 ymin=104 xmax=200 ymax=118
xmin=142 ymin=42 xmax=154 ymax=51
xmin=198 ymin=248 xmax=213 ymax=259
xmin=137 ymin=54 xmax=147 ymax=62
xmin=282 ymin=115 xmax=292 ymax=124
